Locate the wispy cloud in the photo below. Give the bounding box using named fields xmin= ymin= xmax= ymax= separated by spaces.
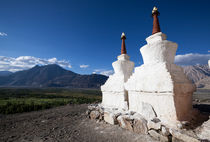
xmin=80 ymin=64 xmax=89 ymax=68
xmin=0 ymin=32 xmax=7 ymax=36
xmin=175 ymin=53 xmax=210 ymax=66
xmin=93 ymin=69 xmax=114 ymax=76
xmin=0 ymin=56 xmax=71 ymax=72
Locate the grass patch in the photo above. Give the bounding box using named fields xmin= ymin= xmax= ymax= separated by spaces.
xmin=0 ymin=88 xmax=101 ymax=114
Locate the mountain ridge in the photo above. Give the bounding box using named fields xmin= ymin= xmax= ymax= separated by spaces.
xmin=183 ymin=64 xmax=210 ymax=89
xmin=0 ymin=64 xmax=108 ymax=88
xmin=0 ymin=64 xmax=209 ymax=89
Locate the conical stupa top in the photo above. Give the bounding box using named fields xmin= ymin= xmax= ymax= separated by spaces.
xmin=152 ymin=6 xmax=161 ymax=34
xmin=121 ymin=32 xmax=127 ymax=54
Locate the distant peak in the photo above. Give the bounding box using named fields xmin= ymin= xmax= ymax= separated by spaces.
xmin=46 ymin=64 xmax=60 ymax=67
xmin=34 ymin=65 xmax=40 ymax=67
xmin=31 ymin=64 xmax=64 ymax=70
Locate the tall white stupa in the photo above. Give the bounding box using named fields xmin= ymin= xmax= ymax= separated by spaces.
xmin=125 ymin=7 xmax=196 ymax=125
xmin=101 ymin=33 xmax=134 ymax=110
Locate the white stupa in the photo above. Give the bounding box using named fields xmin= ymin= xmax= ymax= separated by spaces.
xmin=101 ymin=33 xmax=134 ymax=110
xmin=125 ymin=7 xmax=196 ymax=125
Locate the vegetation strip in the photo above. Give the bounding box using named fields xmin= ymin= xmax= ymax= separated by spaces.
xmin=0 ymin=88 xmax=101 ymax=114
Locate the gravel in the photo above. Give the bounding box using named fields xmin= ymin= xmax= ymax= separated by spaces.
xmin=0 ymin=104 xmax=156 ymax=142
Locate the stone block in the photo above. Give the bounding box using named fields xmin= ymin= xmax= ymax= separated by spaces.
xmin=169 ymin=129 xmax=199 ymax=142
xmin=148 ymin=130 xmax=169 ymax=142
xmin=147 ymin=119 xmax=161 ymax=130
xmin=88 ymin=104 xmax=98 ymax=111
xmin=161 ymin=126 xmax=170 ymax=136
xmin=172 ymin=137 xmax=184 ymax=142
xmin=90 ymin=111 xmax=100 ymax=120
xmin=117 ymin=115 xmax=133 ymax=131
xmin=133 ymin=117 xmax=148 ymax=134
xmin=104 ymin=112 xmax=117 ymax=125
xmin=196 ymin=119 xmax=210 ymax=140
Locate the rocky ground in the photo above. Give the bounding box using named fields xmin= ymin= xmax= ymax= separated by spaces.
xmin=0 ymin=90 xmax=209 ymax=142
xmin=0 ymin=104 xmax=157 ymax=142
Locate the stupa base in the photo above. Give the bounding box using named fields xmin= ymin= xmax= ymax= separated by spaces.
xmin=128 ymin=91 xmax=193 ymax=127
xmin=102 ymin=91 xmax=128 ymax=110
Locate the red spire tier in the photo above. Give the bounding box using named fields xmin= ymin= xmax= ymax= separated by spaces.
xmin=121 ymin=32 xmax=127 ymax=54
xmin=152 ymin=7 xmax=161 ymax=35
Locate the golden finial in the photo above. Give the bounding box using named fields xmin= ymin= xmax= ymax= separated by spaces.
xmin=152 ymin=6 xmax=160 ymax=16
xmin=121 ymin=32 xmax=126 ymax=39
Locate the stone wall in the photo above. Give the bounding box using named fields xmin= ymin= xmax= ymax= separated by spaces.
xmin=87 ymin=104 xmax=209 ymax=141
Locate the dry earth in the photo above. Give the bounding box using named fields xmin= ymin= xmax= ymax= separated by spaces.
xmin=0 ymin=104 xmax=157 ymax=142
xmin=0 ymin=90 xmax=209 ymax=142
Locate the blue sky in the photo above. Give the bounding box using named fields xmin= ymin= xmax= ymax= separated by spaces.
xmin=0 ymin=0 xmax=209 ymax=75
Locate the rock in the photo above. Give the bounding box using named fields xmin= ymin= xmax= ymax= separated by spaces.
xmin=177 ymin=123 xmax=183 ymax=129
xmin=86 ymin=110 xmax=90 ymax=115
xmin=104 ymin=112 xmax=117 ymax=125
xmin=98 ymin=107 xmax=104 ymax=114
xmin=133 ymin=117 xmax=148 ymax=134
xmin=177 ymin=121 xmax=191 ymax=129
xmin=132 ymin=113 xmax=143 ymax=119
xmin=181 ymin=121 xmax=190 ymax=128
xmin=117 ymin=115 xmax=133 ymax=131
xmin=88 ymin=104 xmax=101 ymax=112
xmin=147 ymin=119 xmax=161 ymax=130
xmin=129 ymin=111 xmax=136 ymax=115
xmin=115 ymin=112 xmax=122 ymax=118
xmin=161 ymin=126 xmax=170 ymax=136
xmin=99 ymin=113 xmax=104 ymax=121
xmin=89 ymin=111 xmax=100 ymax=120
xmin=41 ymin=120 xmax=46 ymax=123
xmin=169 ymin=129 xmax=199 ymax=142
xmin=148 ymin=130 xmax=169 ymax=142
xmin=140 ymin=102 xmax=157 ymax=120
xmin=196 ymin=119 xmax=210 ymax=140
xmin=88 ymin=104 xmax=97 ymax=111
xmin=172 ymin=137 xmax=184 ymax=142
xmin=152 ymin=117 xmax=161 ymax=123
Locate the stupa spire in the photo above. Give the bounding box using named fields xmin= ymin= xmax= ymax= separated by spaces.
xmin=152 ymin=7 xmax=161 ymax=34
xmin=121 ymin=32 xmax=127 ymax=54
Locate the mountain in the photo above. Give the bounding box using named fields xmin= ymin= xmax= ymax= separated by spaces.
xmin=183 ymin=64 xmax=210 ymax=89
xmin=0 ymin=64 xmax=208 ymax=89
xmin=0 ymin=64 xmax=108 ymax=88
xmin=0 ymin=71 xmax=12 ymax=76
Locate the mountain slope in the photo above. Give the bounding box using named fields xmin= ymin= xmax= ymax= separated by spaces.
xmin=196 ymin=77 xmax=210 ymax=88
xmin=0 ymin=64 xmax=108 ymax=88
xmin=183 ymin=64 xmax=210 ymax=89
xmin=0 ymin=71 xmax=12 ymax=76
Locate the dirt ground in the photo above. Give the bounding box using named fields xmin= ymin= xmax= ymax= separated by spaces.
xmin=0 ymin=104 xmax=157 ymax=142
xmin=1 ymin=90 xmax=209 ymax=142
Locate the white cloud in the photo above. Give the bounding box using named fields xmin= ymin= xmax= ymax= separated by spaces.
xmin=0 ymin=32 xmax=7 ymax=36
xmin=0 ymin=56 xmax=71 ymax=72
xmin=100 ymin=70 xmax=114 ymax=76
xmin=93 ymin=69 xmax=114 ymax=76
xmin=80 ymin=64 xmax=89 ymax=68
xmin=175 ymin=53 xmax=210 ymax=66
